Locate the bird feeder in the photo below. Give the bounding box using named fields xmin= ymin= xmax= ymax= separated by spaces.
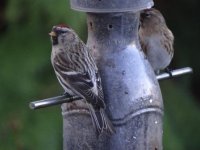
xmin=63 ymin=0 xmax=163 ymax=149
xmin=29 ymin=0 xmax=193 ymax=149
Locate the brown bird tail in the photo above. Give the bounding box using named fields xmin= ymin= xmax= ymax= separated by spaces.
xmin=99 ymin=108 xmax=116 ymax=135
xmin=88 ymin=104 xmax=115 ymax=136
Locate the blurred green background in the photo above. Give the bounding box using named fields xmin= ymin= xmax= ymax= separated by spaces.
xmin=0 ymin=0 xmax=199 ymax=149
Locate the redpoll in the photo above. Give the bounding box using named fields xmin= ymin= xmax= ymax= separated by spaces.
xmin=139 ymin=8 xmax=174 ymax=74
xmin=49 ymin=24 xmax=115 ymax=135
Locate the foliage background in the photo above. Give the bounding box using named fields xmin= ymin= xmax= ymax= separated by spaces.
xmin=0 ymin=0 xmax=199 ymax=149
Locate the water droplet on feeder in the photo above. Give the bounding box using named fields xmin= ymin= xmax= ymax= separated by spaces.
xmin=133 ymin=136 xmax=136 ymax=139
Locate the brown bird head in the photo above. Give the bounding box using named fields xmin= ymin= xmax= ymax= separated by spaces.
xmin=49 ymin=24 xmax=75 ymax=45
xmin=140 ymin=8 xmax=166 ymax=28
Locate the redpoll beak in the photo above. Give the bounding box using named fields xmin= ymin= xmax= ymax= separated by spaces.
xmin=49 ymin=31 xmax=57 ymax=37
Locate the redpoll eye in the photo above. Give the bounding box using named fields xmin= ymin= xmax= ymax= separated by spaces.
xmin=57 ymin=30 xmax=67 ymax=35
xmin=145 ymin=13 xmax=151 ymax=17
xmin=141 ymin=11 xmax=151 ymax=19
xmin=143 ymin=12 xmax=151 ymax=18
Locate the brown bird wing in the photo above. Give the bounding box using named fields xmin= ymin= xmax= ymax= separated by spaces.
xmin=162 ymin=28 xmax=174 ymax=57
xmin=53 ymin=51 xmax=105 ymax=109
xmin=66 ymin=71 xmax=105 ymax=109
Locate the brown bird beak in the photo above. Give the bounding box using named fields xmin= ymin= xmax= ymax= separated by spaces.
xmin=49 ymin=31 xmax=57 ymax=37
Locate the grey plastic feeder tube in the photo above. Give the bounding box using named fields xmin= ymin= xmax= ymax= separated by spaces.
xmin=62 ymin=0 xmax=163 ymax=150
xmin=87 ymin=12 xmax=163 ymax=150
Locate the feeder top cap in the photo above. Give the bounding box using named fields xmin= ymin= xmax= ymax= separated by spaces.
xmin=69 ymin=0 xmax=154 ymax=13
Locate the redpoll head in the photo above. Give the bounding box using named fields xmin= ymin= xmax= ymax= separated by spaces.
xmin=49 ymin=24 xmax=76 ymax=46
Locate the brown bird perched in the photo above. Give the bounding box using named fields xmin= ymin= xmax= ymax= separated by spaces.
xmin=49 ymin=24 xmax=115 ymax=136
xmin=139 ymin=8 xmax=174 ymax=74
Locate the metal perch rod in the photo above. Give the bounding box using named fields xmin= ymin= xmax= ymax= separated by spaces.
xmin=29 ymin=95 xmax=81 ymax=110
xmin=29 ymin=67 xmax=192 ymax=110
xmin=156 ymin=67 xmax=193 ymax=80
